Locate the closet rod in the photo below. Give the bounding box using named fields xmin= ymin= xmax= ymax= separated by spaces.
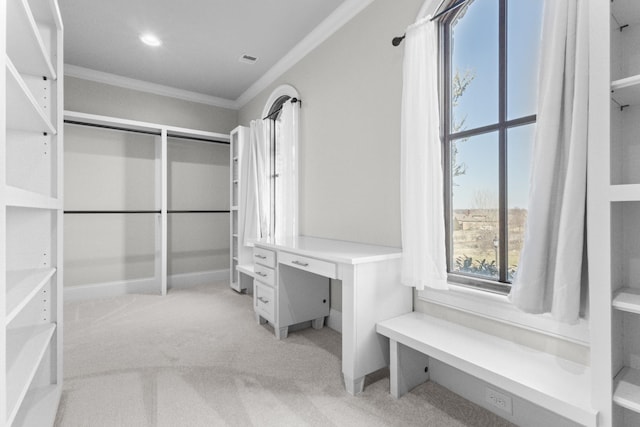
xmin=391 ymin=0 xmax=469 ymax=47
xmin=263 ymin=97 xmax=301 ymax=120
xmin=64 ymin=210 xmax=161 ymax=214
xmin=167 ymin=210 xmax=230 ymax=213
xmin=64 ymin=120 xmax=162 ymax=136
xmin=167 ymin=134 xmax=230 ymax=145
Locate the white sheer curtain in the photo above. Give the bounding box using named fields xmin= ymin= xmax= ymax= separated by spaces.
xmin=240 ymin=119 xmax=270 ymax=246
xmin=400 ymin=16 xmax=448 ymax=291
xmin=274 ymin=101 xmax=299 ymax=242
xmin=510 ymin=0 xmax=589 ymax=323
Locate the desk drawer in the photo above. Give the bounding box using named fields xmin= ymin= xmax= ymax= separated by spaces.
xmin=279 ymin=251 xmax=337 ymax=279
xmin=254 ymin=247 xmax=276 ymax=268
xmin=254 ymin=265 xmax=275 ymax=287
xmin=255 ymin=282 xmax=275 ymax=321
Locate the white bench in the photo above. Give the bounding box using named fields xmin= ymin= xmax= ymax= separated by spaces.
xmin=376 ymin=312 xmax=597 ymax=427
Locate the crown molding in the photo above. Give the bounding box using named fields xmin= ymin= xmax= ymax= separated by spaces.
xmin=64 ymin=64 xmax=239 ymax=110
xmin=235 ymin=0 xmax=374 ymax=108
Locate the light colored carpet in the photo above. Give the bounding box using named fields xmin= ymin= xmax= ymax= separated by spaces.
xmin=55 ymin=281 xmax=515 ymax=427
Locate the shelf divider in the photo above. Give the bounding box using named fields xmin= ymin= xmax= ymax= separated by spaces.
xmin=6 ymin=324 xmax=57 ymax=426
xmin=614 ymin=366 xmax=640 ymax=413
xmin=6 ymin=186 xmax=61 ymax=210
xmin=11 ymin=384 xmax=62 ymax=427
xmin=7 ymin=0 xmax=57 ymax=79
xmin=6 ymin=268 xmax=57 ymax=325
xmin=6 ymin=57 xmax=56 ymax=135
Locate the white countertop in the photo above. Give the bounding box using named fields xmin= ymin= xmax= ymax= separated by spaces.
xmin=255 ymin=235 xmax=402 ymax=265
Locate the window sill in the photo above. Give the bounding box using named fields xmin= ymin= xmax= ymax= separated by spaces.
xmin=417 ymin=283 xmax=590 ymax=346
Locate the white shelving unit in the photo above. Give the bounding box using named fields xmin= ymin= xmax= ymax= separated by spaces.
xmin=2 ymin=0 xmax=64 ymax=425
xmin=589 ymin=1 xmax=640 ymax=425
xmin=229 ymin=125 xmax=252 ymax=292
xmin=63 ymin=111 xmax=230 ymax=300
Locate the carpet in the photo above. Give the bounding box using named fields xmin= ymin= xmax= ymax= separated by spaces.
xmin=55 ymin=281 xmax=514 ymax=427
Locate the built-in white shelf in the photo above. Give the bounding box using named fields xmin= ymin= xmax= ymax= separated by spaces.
xmin=611 ymin=75 xmax=640 ymax=107
xmin=5 ymin=185 xmax=61 ymax=209
xmin=6 ymin=58 xmax=56 ymax=135
xmin=609 ymin=184 xmax=640 ymax=202
xmin=612 ymin=0 xmax=640 ymax=28
xmin=613 ymin=288 xmax=640 ymax=314
xmin=6 ymin=268 xmax=56 ymax=325
xmin=7 ymin=0 xmax=57 ymax=79
xmin=6 ymin=324 xmax=57 ymax=426
xmin=236 ymin=263 xmax=255 ymax=278
xmin=12 ymin=384 xmax=62 ymax=427
xmin=614 ymin=366 xmax=640 ymax=413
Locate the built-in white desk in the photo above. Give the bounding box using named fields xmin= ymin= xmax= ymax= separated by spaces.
xmin=252 ymin=236 xmax=412 ymax=395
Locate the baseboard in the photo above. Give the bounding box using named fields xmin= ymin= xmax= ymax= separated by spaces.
xmin=429 ymin=360 xmax=582 ymax=427
xmin=65 ymin=277 xmax=159 ymax=302
xmin=65 ymin=269 xmax=229 ymax=301
xmin=327 ymin=308 xmax=342 ymax=333
xmin=168 ymin=269 xmax=229 ymax=289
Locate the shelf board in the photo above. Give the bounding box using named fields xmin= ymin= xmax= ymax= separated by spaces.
xmin=612 ymin=0 xmax=640 ymax=28
xmin=11 ymin=384 xmax=62 ymax=427
xmin=5 ymin=186 xmax=61 ymax=210
xmin=610 ymin=184 xmax=640 ymax=202
xmin=613 ymin=288 xmax=640 ymax=314
xmin=614 ymin=366 xmax=640 ymax=413
xmin=6 ymin=323 xmax=57 ymax=426
xmin=611 ymin=75 xmax=640 ymax=107
xmin=6 ymin=58 xmax=57 ymax=134
xmin=7 ymin=0 xmax=57 ymax=79
xmin=6 ymin=268 xmax=56 ymax=325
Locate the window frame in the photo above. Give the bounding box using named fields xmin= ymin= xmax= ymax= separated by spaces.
xmin=440 ymin=0 xmax=537 ymax=294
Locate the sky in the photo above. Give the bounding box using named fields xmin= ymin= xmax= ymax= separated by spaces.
xmin=449 ymin=0 xmax=543 ymax=210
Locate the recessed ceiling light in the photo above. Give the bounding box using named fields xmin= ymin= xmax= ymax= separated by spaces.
xmin=140 ymin=33 xmax=162 ymax=47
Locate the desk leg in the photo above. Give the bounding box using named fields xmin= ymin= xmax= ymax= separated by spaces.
xmin=275 ymin=326 xmax=288 ymax=339
xmin=341 ymin=260 xmax=411 ymax=395
xmin=311 ymin=317 xmax=324 ymax=329
xmin=344 ymin=375 xmax=365 ymax=395
xmin=255 ymin=313 xmax=266 ymax=325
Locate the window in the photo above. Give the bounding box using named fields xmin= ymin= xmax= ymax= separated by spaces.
xmin=261 ymin=85 xmax=300 ymax=241
xmin=440 ymin=0 xmax=543 ymax=293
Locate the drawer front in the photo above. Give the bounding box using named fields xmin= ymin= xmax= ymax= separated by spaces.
xmin=254 ymin=265 xmax=275 ymax=287
xmin=254 ymin=247 xmax=276 ymax=268
xmin=255 ymin=282 xmax=275 ymax=321
xmin=279 ymin=251 xmax=337 ymax=279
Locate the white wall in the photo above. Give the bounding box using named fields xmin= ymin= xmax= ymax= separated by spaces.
xmin=64 ymin=124 xmax=158 ymax=287
xmin=238 ymin=0 xmax=422 ymax=248
xmin=167 ymin=137 xmax=229 ymax=276
xmin=65 ymin=76 xmax=238 ymax=133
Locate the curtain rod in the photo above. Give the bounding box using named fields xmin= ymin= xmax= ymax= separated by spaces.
xmin=263 ymin=97 xmax=301 ymax=121
xmin=392 ymin=0 xmax=469 ymax=47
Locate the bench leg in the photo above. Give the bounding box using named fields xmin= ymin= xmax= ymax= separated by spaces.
xmin=390 ymin=339 xmax=430 ymax=398
xmin=343 ymin=375 xmax=365 ymax=395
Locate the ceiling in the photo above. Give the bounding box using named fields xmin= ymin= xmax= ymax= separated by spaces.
xmin=59 ymin=0 xmax=347 ymax=105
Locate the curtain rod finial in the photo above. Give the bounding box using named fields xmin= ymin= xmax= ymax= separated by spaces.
xmin=392 ymin=34 xmax=405 ymax=47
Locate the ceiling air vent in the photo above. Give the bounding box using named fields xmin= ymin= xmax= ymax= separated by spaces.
xmin=239 ymin=54 xmax=258 ymax=64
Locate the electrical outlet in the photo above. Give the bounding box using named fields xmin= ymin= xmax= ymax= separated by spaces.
xmin=485 ymin=387 xmax=513 ymax=415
